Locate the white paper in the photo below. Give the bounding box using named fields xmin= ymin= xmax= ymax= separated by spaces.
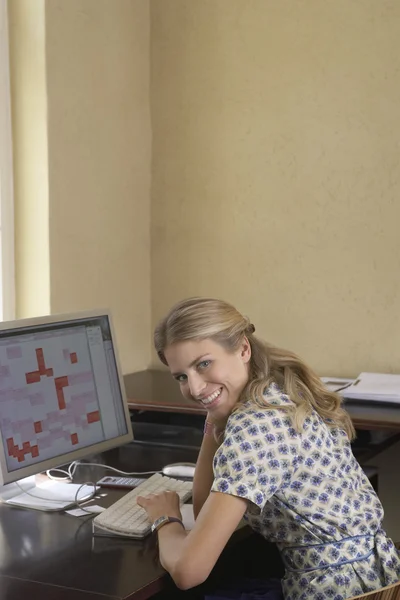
xmin=67 ymin=504 xmax=105 ymax=517
xmin=181 ymin=503 xmax=196 ymax=530
xmin=344 ymin=372 xmax=400 ymax=403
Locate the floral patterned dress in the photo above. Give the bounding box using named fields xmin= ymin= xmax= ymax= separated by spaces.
xmin=211 ymin=384 xmax=400 ymax=600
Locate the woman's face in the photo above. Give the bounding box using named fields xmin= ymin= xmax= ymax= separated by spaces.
xmin=164 ymin=337 xmax=251 ymax=422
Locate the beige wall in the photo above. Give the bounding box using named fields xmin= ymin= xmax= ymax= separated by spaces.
xmin=9 ymin=0 xmax=151 ymax=373
xmin=151 ymin=0 xmax=400 ymax=376
xmin=9 ymin=0 xmax=400 ymax=377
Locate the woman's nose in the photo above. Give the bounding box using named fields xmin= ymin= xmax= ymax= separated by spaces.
xmin=188 ymin=373 xmax=206 ymax=399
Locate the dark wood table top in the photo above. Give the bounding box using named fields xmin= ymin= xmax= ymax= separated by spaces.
xmin=0 ymin=576 xmax=119 ymax=600
xmin=0 ymin=444 xmax=265 ymax=600
xmin=124 ymin=370 xmax=400 ymax=431
xmin=0 ymin=447 xmax=169 ymax=600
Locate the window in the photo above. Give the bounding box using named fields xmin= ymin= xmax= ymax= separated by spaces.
xmin=0 ymin=0 xmax=15 ymax=321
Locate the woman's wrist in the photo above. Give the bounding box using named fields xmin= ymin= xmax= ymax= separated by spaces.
xmin=203 ymin=419 xmax=215 ymax=436
xmin=151 ymin=516 xmax=184 ymax=534
xmin=203 ymin=417 xmax=227 ymax=442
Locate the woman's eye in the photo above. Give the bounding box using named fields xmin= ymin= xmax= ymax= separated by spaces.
xmin=175 ymin=374 xmax=187 ymax=383
xmin=198 ymin=360 xmax=211 ymax=370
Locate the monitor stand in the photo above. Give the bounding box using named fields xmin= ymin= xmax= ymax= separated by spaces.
xmin=0 ymin=475 xmax=95 ymax=511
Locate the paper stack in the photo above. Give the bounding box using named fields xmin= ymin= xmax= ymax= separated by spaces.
xmin=343 ymin=372 xmax=400 ymax=404
xmin=321 ymin=377 xmax=355 ymax=395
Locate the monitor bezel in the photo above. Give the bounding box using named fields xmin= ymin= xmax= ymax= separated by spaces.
xmin=0 ymin=308 xmax=133 ymax=485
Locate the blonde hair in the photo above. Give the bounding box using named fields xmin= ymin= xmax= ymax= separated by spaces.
xmin=154 ymin=297 xmax=355 ymax=440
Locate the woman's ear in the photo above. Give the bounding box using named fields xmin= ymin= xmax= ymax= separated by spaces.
xmin=240 ymin=336 xmax=252 ymax=364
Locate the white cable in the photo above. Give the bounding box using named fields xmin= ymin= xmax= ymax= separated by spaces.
xmin=67 ymin=460 xmax=160 ymax=479
xmin=73 ymin=481 xmax=100 ymax=514
xmin=45 ymin=468 xmax=71 ymax=481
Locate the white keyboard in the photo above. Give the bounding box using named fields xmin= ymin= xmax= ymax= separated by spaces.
xmin=92 ymin=473 xmax=192 ymax=539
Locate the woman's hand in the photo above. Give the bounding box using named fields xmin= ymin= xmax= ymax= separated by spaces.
xmin=137 ymin=490 xmax=182 ymax=523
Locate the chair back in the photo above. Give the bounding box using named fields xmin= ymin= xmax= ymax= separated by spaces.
xmin=349 ymin=581 xmax=400 ymax=599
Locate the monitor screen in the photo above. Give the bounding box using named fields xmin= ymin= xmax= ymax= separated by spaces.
xmin=0 ymin=309 xmax=133 ymax=485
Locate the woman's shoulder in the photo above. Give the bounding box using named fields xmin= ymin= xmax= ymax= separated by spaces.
xmin=226 ymin=383 xmax=294 ymax=429
xmin=263 ymin=381 xmax=293 ymax=406
xmin=243 ymin=381 xmax=293 ymax=412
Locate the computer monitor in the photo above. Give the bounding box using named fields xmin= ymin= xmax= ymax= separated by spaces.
xmin=0 ymin=309 xmax=133 ymax=487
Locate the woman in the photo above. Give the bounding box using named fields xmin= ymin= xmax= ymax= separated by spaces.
xmin=137 ymin=297 xmax=400 ymax=600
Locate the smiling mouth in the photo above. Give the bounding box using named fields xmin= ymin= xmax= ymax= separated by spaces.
xmin=199 ymin=387 xmax=223 ymax=407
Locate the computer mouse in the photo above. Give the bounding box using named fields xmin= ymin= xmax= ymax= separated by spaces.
xmin=162 ymin=462 xmax=196 ymax=479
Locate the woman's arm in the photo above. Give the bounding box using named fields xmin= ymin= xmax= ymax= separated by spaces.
xmin=192 ymin=425 xmax=222 ymax=518
xmin=138 ymin=490 xmax=248 ymax=590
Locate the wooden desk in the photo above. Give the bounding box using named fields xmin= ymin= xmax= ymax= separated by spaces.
xmin=0 ymin=445 xmax=279 ymax=600
xmin=0 ymin=576 xmax=117 ymax=600
xmin=0 ymin=447 xmax=167 ymax=600
xmin=124 ymin=370 xmax=400 ymax=432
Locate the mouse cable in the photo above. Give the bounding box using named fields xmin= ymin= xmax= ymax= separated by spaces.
xmin=45 ymin=462 xmax=161 ymax=483
xmin=67 ymin=461 xmax=161 ymax=480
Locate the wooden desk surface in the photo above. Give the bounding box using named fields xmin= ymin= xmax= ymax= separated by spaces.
xmin=0 ymin=575 xmax=119 ymax=600
xmin=124 ymin=370 xmax=400 ymax=431
xmin=0 ymin=445 xmax=270 ymax=600
xmin=0 ymin=448 xmax=168 ymax=600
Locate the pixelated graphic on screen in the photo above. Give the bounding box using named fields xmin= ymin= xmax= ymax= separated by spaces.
xmin=0 ymin=327 xmax=105 ymax=470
